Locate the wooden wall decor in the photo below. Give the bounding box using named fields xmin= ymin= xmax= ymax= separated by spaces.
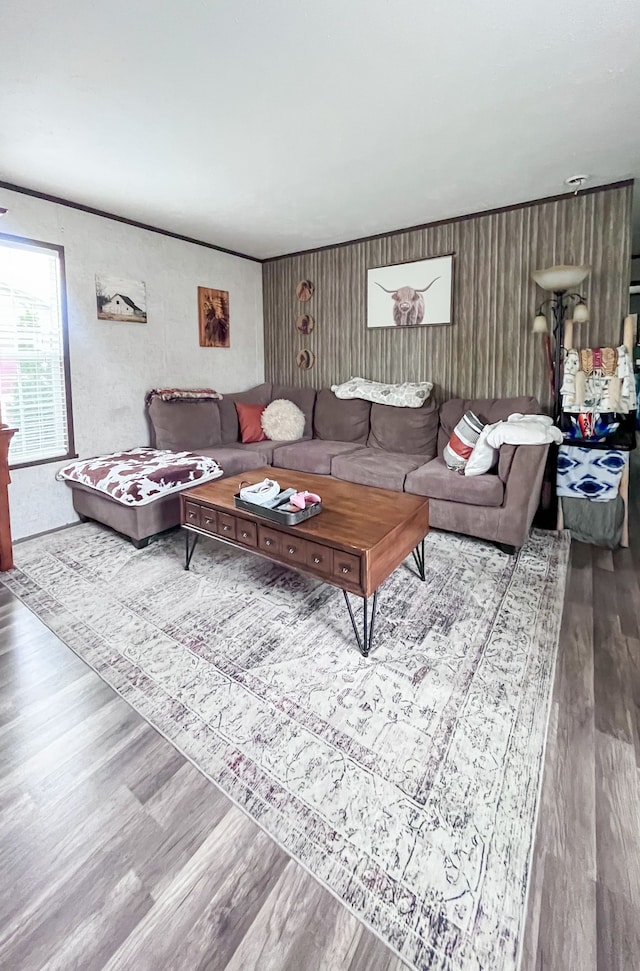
xmin=295 ymin=314 xmax=315 ymax=334
xmin=263 ymin=183 xmax=633 ymax=409
xmin=296 ymin=348 xmax=315 ymax=370
xmin=294 ymin=279 xmax=315 ymax=369
xmin=198 ymin=287 xmax=230 ymax=348
xmin=295 ymin=279 xmax=314 ymax=302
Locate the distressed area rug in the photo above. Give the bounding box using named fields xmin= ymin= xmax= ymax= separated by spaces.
xmin=3 ymin=524 xmax=570 ymax=971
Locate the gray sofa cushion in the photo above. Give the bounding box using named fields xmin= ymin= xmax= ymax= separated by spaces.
xmin=438 ymin=396 xmax=541 ymax=455
xmin=272 ymin=384 xmax=316 ymax=438
xmin=367 ymin=400 xmax=439 ymax=457
xmin=272 ymin=440 xmax=361 ymax=475
xmin=198 ymin=445 xmax=268 ymax=477
xmin=405 ymin=456 xmax=504 ymax=507
xmin=233 ymin=439 xmax=277 ymax=463
xmin=331 ymin=448 xmax=427 ymax=492
xmin=219 ymin=383 xmax=273 ymax=444
xmin=314 ymin=389 xmax=371 ymax=443
xmin=147 ymin=398 xmax=222 ymax=450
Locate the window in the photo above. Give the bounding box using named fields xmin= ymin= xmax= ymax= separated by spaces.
xmin=0 ymin=233 xmax=75 ymax=467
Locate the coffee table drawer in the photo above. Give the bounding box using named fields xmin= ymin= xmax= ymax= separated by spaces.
xmin=236 ymin=519 xmax=257 ymax=547
xmin=281 ymin=536 xmax=307 ymax=566
xmin=306 ymin=542 xmax=332 ymax=578
xmin=218 ymin=513 xmax=236 ymax=540
xmin=184 ymin=501 xmax=201 ymax=528
xmin=333 ymin=550 xmax=361 ymax=586
xmin=258 ymin=526 xmax=282 ymax=555
xmin=200 ymin=508 xmax=218 ymax=533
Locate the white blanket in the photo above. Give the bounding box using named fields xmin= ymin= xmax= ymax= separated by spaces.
xmin=486 ymin=413 xmax=563 ymax=447
xmin=465 ymin=414 xmax=561 ymax=476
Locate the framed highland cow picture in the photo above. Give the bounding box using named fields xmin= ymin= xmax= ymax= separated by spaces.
xmin=198 ymin=286 xmax=230 ymax=347
xmin=366 ymin=254 xmax=454 ymax=329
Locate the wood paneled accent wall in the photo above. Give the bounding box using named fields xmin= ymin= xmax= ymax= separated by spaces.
xmin=263 ymin=183 xmax=633 ymax=408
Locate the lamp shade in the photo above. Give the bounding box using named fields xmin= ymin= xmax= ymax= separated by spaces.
xmin=531 ymin=264 xmax=591 ymax=291
xmin=572 ymin=300 xmax=589 ymax=323
xmin=532 ymin=314 xmax=549 ymax=334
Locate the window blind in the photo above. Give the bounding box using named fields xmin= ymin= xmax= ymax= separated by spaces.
xmin=0 ymin=237 xmax=73 ymax=465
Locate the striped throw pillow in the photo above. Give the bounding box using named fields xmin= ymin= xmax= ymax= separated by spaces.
xmin=443 ymin=410 xmax=485 ymax=472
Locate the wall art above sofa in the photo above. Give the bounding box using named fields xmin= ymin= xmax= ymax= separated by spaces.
xmin=367 ymin=254 xmax=454 ymax=329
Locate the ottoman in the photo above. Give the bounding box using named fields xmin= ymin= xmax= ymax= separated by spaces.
xmin=57 ymin=448 xmax=224 ymax=547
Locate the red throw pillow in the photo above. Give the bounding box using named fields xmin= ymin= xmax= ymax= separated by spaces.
xmin=235 ymin=402 xmax=267 ymax=443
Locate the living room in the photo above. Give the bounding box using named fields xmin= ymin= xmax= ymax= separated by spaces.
xmin=1 ymin=2 xmax=639 ymax=969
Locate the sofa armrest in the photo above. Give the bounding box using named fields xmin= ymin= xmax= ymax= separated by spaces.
xmin=497 ymin=444 xmax=517 ymax=483
xmin=496 ymin=444 xmax=549 ymax=547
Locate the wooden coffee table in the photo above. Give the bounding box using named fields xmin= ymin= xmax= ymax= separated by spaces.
xmin=180 ymin=466 xmax=429 ymax=656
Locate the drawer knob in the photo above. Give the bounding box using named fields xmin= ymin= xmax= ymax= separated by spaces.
xmin=205 ymin=518 xmax=213 ymax=525
xmin=265 ymin=539 xmax=273 ymax=547
xmin=313 ymin=555 xmax=321 ymax=564
xmin=241 ymin=531 xmax=248 ymax=539
xmin=342 ymin=566 xmax=350 ymax=574
xmin=223 ymin=525 xmax=230 ymax=532
xmin=288 ymin=546 xmax=296 ymax=555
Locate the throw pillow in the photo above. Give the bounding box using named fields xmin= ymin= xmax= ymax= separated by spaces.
xmin=464 ymin=424 xmax=499 ymax=476
xmin=443 ymin=410 xmax=485 ymax=473
xmin=261 ymin=399 xmax=305 ymax=441
xmin=235 ymin=402 xmax=267 ymax=443
xmin=331 ymin=376 xmax=433 ymax=408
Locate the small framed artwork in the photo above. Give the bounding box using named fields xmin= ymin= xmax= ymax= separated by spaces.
xmin=296 ymin=279 xmax=314 ymax=302
xmin=198 ymin=286 xmax=230 ymax=347
xmin=295 ymin=314 xmax=315 ymax=335
xmin=296 ymin=348 xmax=315 ymax=370
xmin=366 ymin=254 xmax=454 ymax=329
xmin=96 ymin=274 xmax=147 ymax=322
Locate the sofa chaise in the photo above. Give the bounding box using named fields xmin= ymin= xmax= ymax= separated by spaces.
xmin=67 ymin=382 xmax=549 ymax=553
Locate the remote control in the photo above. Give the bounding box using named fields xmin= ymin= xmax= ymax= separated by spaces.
xmin=263 ymin=488 xmax=296 ymax=509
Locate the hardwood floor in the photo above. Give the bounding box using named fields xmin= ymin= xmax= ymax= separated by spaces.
xmin=521 ymin=467 xmax=640 ymax=971
xmin=1 ymin=483 xmax=639 ymax=969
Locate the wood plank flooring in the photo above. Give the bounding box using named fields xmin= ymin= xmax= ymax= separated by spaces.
xmin=1 ymin=474 xmax=639 ymax=969
xmin=522 ymin=460 xmax=640 ymax=971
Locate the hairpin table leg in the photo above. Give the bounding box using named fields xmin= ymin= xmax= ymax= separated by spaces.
xmin=343 ymin=589 xmax=379 ymax=657
xmin=184 ymin=531 xmax=199 ymax=571
xmin=412 ymin=537 xmax=426 ymax=581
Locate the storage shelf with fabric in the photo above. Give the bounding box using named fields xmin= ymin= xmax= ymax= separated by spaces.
xmin=556 ymin=314 xmax=636 ymax=548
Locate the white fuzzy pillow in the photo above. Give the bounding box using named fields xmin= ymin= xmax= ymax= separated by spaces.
xmin=261 ymin=399 xmax=306 ymax=441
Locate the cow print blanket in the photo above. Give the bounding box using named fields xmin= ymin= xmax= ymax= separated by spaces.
xmin=56 ymin=448 xmax=223 ymax=506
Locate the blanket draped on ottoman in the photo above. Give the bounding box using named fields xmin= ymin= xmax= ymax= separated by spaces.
xmin=57 ymin=448 xmax=223 ymax=505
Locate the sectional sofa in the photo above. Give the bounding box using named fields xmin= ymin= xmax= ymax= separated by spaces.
xmin=67 ymin=382 xmax=549 ymax=553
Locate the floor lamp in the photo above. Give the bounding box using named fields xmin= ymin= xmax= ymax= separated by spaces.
xmin=531 ymin=264 xmax=591 ymax=422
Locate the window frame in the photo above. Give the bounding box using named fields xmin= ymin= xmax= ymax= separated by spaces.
xmin=0 ymin=231 xmax=76 ymax=470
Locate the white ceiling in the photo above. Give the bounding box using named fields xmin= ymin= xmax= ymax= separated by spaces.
xmin=1 ymin=0 xmax=639 ymax=259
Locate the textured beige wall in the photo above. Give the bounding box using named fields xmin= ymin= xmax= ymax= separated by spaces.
xmin=1 ymin=187 xmax=264 ymax=538
xmin=263 ymin=184 xmax=632 ymax=408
